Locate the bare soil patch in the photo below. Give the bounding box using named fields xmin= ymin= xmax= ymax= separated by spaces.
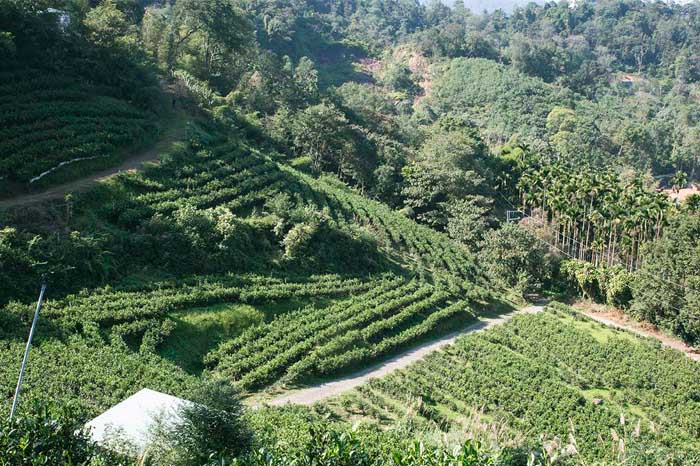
xmin=663 ymin=185 xmax=699 ymax=202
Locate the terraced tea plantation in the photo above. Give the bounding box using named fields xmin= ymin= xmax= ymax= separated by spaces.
xmin=208 ymin=277 xmax=476 ymax=389
xmin=0 ymin=69 xmax=158 ymax=193
xmin=0 ymin=114 xmax=498 ymax=423
xmin=1 ymin=267 xmax=480 ymax=416
xmin=0 ymin=273 xmax=388 ymax=412
xmin=103 ymin=135 xmax=479 ymax=287
xmin=7 ymin=1 xmax=700 ymax=464
xmin=328 ymin=303 xmax=700 ymax=462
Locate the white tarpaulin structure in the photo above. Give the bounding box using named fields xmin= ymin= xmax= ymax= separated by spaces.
xmin=85 ymin=388 xmax=189 ymax=453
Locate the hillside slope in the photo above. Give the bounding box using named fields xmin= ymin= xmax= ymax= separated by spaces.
xmin=326 ymin=303 xmax=700 ymax=463
xmin=0 ymin=2 xmax=163 ymax=197
xmin=0 ymin=117 xmax=496 ymax=417
xmin=0 ymin=69 xmax=159 ymax=196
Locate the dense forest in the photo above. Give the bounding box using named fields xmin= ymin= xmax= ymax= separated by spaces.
xmin=1 ymin=0 xmax=699 ymax=465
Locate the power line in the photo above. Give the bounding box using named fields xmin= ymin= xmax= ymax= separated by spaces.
xmin=10 ymin=281 xmax=47 ymax=421
xmin=498 ymin=200 xmax=691 ymax=317
xmin=496 ymin=191 xmax=700 ymax=296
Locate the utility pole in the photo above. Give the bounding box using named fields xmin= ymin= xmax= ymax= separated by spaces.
xmin=10 ymin=281 xmax=47 ymax=421
xmin=506 ymin=210 xmax=523 ymax=223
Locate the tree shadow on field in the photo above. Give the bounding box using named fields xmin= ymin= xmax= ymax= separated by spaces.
xmin=158 ymin=297 xmax=336 ymax=376
xmin=473 ymin=297 xmax=520 ymax=319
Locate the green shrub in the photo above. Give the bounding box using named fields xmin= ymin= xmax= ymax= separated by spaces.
xmin=149 ymin=378 xmax=251 ymax=466
xmin=560 ymin=260 xmax=632 ymax=308
xmin=0 ymin=402 xmax=129 ymax=466
xmin=604 ymin=266 xmax=633 ymax=308
xmin=480 ymin=223 xmax=552 ymax=296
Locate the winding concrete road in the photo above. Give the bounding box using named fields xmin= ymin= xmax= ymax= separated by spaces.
xmin=265 ymin=304 xmax=545 ymax=406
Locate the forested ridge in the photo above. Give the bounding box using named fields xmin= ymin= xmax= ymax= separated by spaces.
xmin=0 ymin=0 xmax=699 ymax=465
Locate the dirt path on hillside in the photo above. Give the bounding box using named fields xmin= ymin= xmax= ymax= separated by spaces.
xmin=575 ymin=303 xmax=700 ymax=362
xmin=0 ymin=112 xmax=188 ymax=210
xmin=263 ymin=304 xmax=545 ymax=407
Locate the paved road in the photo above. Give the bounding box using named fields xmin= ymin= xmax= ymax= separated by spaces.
xmin=266 ymin=304 xmax=545 ymax=406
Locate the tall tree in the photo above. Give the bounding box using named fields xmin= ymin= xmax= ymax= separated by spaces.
xmin=143 ymin=0 xmax=251 ymax=79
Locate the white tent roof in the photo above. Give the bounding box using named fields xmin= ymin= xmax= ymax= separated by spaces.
xmin=85 ymin=388 xmax=189 ymax=453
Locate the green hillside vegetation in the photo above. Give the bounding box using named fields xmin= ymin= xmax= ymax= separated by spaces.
xmin=160 ymin=297 xmax=334 ymax=374
xmin=0 ymin=1 xmax=162 ymax=196
xmin=629 ymin=212 xmax=700 ymax=345
xmin=328 ymin=303 xmax=700 ymax=463
xmin=424 ymin=57 xmax=700 ymax=174
xmin=425 ymin=58 xmax=573 ymax=147
xmin=0 ymin=69 xmax=159 ymax=191
xmin=0 ymin=118 xmax=480 ymax=303
xmin=0 ymin=115 xmax=490 ymax=413
xmin=207 ymin=277 xmax=478 ymax=390
xmin=0 ymin=273 xmax=396 ymax=415
xmin=3 ymin=0 xmax=700 ymax=465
